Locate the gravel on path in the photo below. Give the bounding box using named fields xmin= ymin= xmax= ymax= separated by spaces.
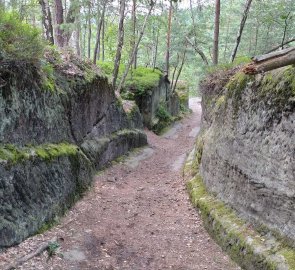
xmin=0 ymin=98 xmax=240 ymax=270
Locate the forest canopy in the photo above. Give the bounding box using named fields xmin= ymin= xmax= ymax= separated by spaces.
xmin=0 ymin=0 xmax=294 ymax=94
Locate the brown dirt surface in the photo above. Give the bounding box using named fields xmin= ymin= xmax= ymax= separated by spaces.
xmin=0 ymin=98 xmax=240 ymax=270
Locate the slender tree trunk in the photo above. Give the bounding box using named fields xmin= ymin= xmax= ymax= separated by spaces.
xmin=223 ymin=16 xmax=231 ymax=61
xmin=82 ymin=19 xmax=87 ymax=58
xmin=189 ymin=0 xmax=208 ymax=65
xmin=76 ymin=21 xmax=81 ymax=56
xmin=39 ymin=0 xmax=54 ymax=44
xmin=116 ymin=1 xmax=154 ymax=94
xmin=171 ymin=53 xmax=179 ymax=90
xmin=132 ymin=0 xmax=137 ymax=68
xmin=165 ymin=0 xmax=173 ymax=76
xmin=152 ymin=25 xmax=159 ymax=70
xmin=54 ymin=0 xmax=65 ymax=47
xmin=213 ymin=0 xmax=220 ymax=65
xmin=230 ymin=0 xmax=253 ymax=62
xmin=0 ymin=0 xmax=5 ymax=10
xmin=87 ymin=2 xmax=92 ymax=59
xmin=281 ymin=12 xmax=291 ymax=49
xmin=112 ymin=0 xmax=126 ymax=89
xmin=185 ymin=37 xmax=208 ymax=65
xmin=172 ymin=49 xmax=186 ymax=94
xmin=266 ymin=37 xmax=295 ymax=53
xmin=64 ymin=1 xmax=80 ymax=45
xmin=254 ymin=21 xmax=259 ymax=54
xmin=93 ymin=2 xmax=106 ymax=63
xmin=102 ymin=18 xmax=105 ymax=61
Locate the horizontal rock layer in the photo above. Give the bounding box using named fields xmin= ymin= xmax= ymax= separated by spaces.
xmin=0 ymin=59 xmax=147 ymax=247
xmin=198 ymin=66 xmax=295 ymax=244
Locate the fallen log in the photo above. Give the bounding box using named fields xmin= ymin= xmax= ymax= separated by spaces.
xmin=3 ymin=237 xmax=58 ymax=270
xmin=243 ymin=47 xmax=295 ymax=75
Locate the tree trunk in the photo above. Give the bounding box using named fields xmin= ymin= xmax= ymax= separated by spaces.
xmin=39 ymin=0 xmax=54 ymax=44
xmin=172 ymin=49 xmax=186 ymax=94
xmin=132 ymin=0 xmax=137 ymax=69
xmin=64 ymin=1 xmax=80 ymax=45
xmin=82 ymin=20 xmax=87 ymax=58
xmin=112 ymin=0 xmax=126 ymax=89
xmin=152 ymin=25 xmax=159 ymax=70
xmin=266 ymin=38 xmax=295 ymax=54
xmin=102 ymin=18 xmax=105 ymax=61
xmin=75 ymin=21 xmax=81 ymax=56
xmin=213 ymin=0 xmax=220 ymax=65
xmin=281 ymin=12 xmax=291 ymax=49
xmin=0 ymin=0 xmax=5 ymax=10
xmin=54 ymin=0 xmax=64 ymax=47
xmin=188 ymin=0 xmax=208 ymax=65
xmin=185 ymin=36 xmax=208 ymax=65
xmin=87 ymin=2 xmax=92 ymax=59
xmin=93 ymin=2 xmax=106 ymax=63
xmin=116 ymin=1 xmax=154 ymax=94
xmin=230 ymin=0 xmax=252 ymax=62
xmin=165 ymin=0 xmax=173 ymax=76
xmin=243 ymin=47 xmax=295 ymax=74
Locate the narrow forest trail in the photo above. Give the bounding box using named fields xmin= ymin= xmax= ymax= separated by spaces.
xmin=0 ymin=98 xmax=240 ymax=270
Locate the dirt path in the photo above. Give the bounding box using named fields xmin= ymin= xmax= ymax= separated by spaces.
xmin=0 ymin=98 xmax=239 ymax=270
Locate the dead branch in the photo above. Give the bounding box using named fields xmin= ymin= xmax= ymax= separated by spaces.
xmin=3 ymin=237 xmax=57 ymax=270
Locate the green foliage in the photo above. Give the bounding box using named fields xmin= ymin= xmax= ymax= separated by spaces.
xmin=156 ymin=102 xmax=172 ymax=122
xmin=0 ymin=10 xmax=45 ymax=61
xmin=40 ymin=60 xmax=56 ymax=92
xmin=124 ymin=67 xmax=162 ymax=96
xmin=205 ymin=56 xmax=251 ymax=75
xmin=97 ymin=61 xmax=162 ymax=97
xmin=47 ymin=241 xmax=60 ymax=257
xmin=153 ymin=102 xmax=173 ymax=134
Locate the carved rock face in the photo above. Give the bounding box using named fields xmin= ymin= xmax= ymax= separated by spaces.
xmin=0 ymin=61 xmax=147 ymax=248
xmin=198 ymin=67 xmax=295 ymax=244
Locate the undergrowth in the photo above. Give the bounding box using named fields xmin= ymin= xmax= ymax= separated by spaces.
xmin=0 ymin=10 xmax=45 ymax=61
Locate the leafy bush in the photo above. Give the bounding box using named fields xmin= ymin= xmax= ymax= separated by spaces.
xmin=0 ymin=11 xmax=45 ymax=61
xmin=205 ymin=56 xmax=251 ymax=75
xmin=125 ymin=67 xmax=162 ymax=96
xmin=156 ymin=102 xmax=172 ymax=122
xmin=96 ymin=61 xmax=162 ymax=97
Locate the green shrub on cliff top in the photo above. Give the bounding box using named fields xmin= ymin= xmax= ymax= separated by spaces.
xmin=97 ymin=61 xmax=162 ymax=97
xmin=125 ymin=67 xmax=162 ymax=96
xmin=0 ymin=11 xmax=44 ymax=61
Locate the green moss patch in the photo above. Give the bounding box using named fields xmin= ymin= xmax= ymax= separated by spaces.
xmin=97 ymin=62 xmax=162 ymax=98
xmin=152 ymin=102 xmax=174 ymax=134
xmin=124 ymin=67 xmax=162 ymax=97
xmin=0 ymin=142 xmax=78 ymax=164
xmin=185 ymin=136 xmax=295 ymax=270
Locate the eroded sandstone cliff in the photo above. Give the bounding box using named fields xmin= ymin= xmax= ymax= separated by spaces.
xmin=195 ymin=66 xmax=295 ymax=244
xmin=0 ymin=52 xmax=147 ymax=247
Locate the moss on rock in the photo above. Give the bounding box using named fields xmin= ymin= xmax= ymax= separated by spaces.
xmin=0 ymin=142 xmax=78 ymax=164
xmin=185 ymin=134 xmax=295 ymax=270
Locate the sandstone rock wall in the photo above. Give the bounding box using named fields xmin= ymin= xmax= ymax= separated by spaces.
xmin=196 ymin=66 xmax=295 ymax=244
xmin=0 ymin=58 xmax=147 ymax=248
xmin=135 ymin=77 xmax=180 ymax=129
